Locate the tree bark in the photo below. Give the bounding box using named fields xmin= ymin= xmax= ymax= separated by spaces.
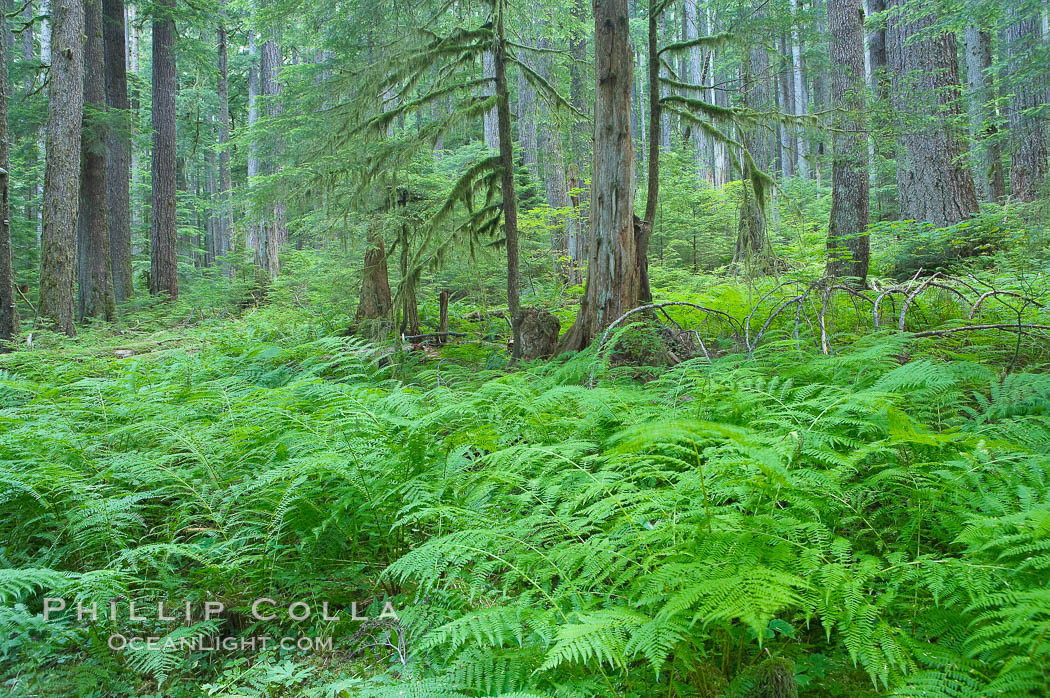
xmin=355 ymin=227 xmax=392 ymax=326
xmin=216 ymin=0 xmax=234 ymax=260
xmin=247 ymin=30 xmax=260 ymax=256
xmin=733 ymin=45 xmax=771 ymax=266
xmin=492 ymin=3 xmax=522 ymax=359
xmin=255 ymin=34 xmax=283 ymax=278
xmin=102 ymin=0 xmax=131 ymax=302
xmin=535 ymin=34 xmax=576 ymax=280
xmin=657 ymin=12 xmax=671 ymax=151
xmin=887 ymin=0 xmax=978 ymax=227
xmin=683 ymin=0 xmax=708 ymax=174
xmin=79 ymin=0 xmax=115 ymax=321
xmin=964 ymin=27 xmax=1007 ymax=203
xmin=516 ymin=57 xmax=539 ymax=181
xmin=39 ymin=0 xmax=84 ymax=335
xmin=825 ymin=0 xmax=870 ymax=285
xmin=640 ymin=0 xmax=663 ymax=303
xmin=482 ymin=49 xmax=499 ymax=149
xmin=0 ymin=13 xmax=18 ymax=349
xmin=568 ymin=0 xmax=589 ymax=170
xmin=790 ymin=0 xmax=809 ymax=179
xmin=1005 ymin=11 xmax=1048 ymax=201
xmin=777 ymin=36 xmax=795 ymax=178
xmin=560 ymin=0 xmax=638 ymax=351
xmin=149 ymin=0 xmax=178 ymax=299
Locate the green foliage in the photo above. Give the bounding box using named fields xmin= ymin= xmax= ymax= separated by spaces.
xmin=873 ymin=213 xmax=1011 ymax=279
xmin=4 ymin=263 xmax=1050 ymax=695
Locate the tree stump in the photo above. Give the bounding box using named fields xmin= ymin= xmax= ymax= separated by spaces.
xmin=518 ymin=308 xmax=560 ymax=360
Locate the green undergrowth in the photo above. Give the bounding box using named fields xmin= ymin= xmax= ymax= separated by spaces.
xmin=2 ymin=267 xmax=1050 ymax=697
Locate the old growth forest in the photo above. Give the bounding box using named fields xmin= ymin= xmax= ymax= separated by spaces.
xmin=2 ymin=0 xmax=1050 ymax=695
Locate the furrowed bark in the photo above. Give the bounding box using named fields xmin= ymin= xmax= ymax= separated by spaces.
xmin=39 ymin=0 xmax=84 ymax=334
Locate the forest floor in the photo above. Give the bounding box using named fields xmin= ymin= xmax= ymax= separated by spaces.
xmin=3 ymin=251 xmax=1050 ymax=697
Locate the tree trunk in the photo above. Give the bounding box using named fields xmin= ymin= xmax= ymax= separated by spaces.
xmin=20 ymin=1 xmax=36 ymax=244
xmin=516 ymin=58 xmax=538 ymax=181
xmin=560 ymin=0 xmax=638 ymax=351
xmin=887 ymin=0 xmax=978 ymax=227
xmin=492 ymin=3 xmax=522 ymax=359
xmin=777 ymin=36 xmax=795 ymax=178
xmin=733 ymin=45 xmax=771 ymax=266
xmin=79 ymin=0 xmax=115 ymax=321
xmin=355 ymin=227 xmax=392 ymax=326
xmin=1005 ymin=11 xmax=1048 ymax=201
xmin=255 ymin=35 xmax=283 ymax=278
xmin=397 ymin=224 xmax=420 ymax=337
xmin=568 ymin=0 xmax=589 ymax=170
xmin=0 ymin=14 xmax=18 ymax=349
xmin=683 ymin=0 xmax=708 ymax=174
xmin=247 ymin=30 xmax=260 ymax=257
xmin=216 ymin=1 xmax=234 ymax=260
xmin=438 ymin=290 xmax=450 ymax=343
xmin=790 ymin=0 xmax=809 ymax=179
xmin=482 ymin=49 xmax=499 ymax=149
xmin=205 ymin=146 xmax=218 ymax=265
xmin=711 ymin=10 xmax=729 ymax=187
xmin=811 ymin=4 xmax=829 ymax=185
xmin=102 ymin=0 xmax=131 ymax=302
xmin=964 ymin=27 xmax=1006 ymax=203
xmin=657 ymin=12 xmax=671 ymax=151
xmin=825 ymin=0 xmax=870 ymax=285
xmin=640 ymin=0 xmax=663 ymax=303
xmin=39 ymin=0 xmax=84 ymax=335
xmin=149 ymin=0 xmax=178 ymax=299
xmin=535 ymin=34 xmax=575 ymax=279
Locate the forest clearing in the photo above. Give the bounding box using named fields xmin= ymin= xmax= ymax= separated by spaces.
xmin=1 ymin=0 xmax=1050 ymax=696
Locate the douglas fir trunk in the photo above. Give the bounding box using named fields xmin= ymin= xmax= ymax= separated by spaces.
xmin=103 ymin=0 xmax=132 ymax=301
xmin=39 ymin=0 xmax=84 ymax=335
xmin=825 ymin=0 xmax=870 ymax=285
xmin=887 ymin=0 xmax=978 ymax=227
xmin=149 ymin=0 xmax=178 ymax=299
xmin=78 ymin=0 xmax=114 ymax=321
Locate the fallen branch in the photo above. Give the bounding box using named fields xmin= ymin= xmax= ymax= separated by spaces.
xmin=402 ymin=331 xmax=468 ymax=342
xmin=910 ymin=324 xmax=1050 ymax=338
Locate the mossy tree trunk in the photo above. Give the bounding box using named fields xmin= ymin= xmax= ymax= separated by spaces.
xmin=39 ymin=0 xmax=84 ymax=334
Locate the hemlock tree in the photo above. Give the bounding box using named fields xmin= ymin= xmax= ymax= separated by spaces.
xmin=103 ymin=0 xmax=133 ymax=301
xmin=0 ymin=15 xmax=18 ymax=349
xmin=346 ymin=0 xmax=573 ymax=358
xmin=150 ymin=0 xmax=178 ymax=299
xmin=39 ymin=0 xmax=84 ymax=335
xmin=559 ymin=0 xmax=638 ymax=351
xmin=825 ymin=0 xmax=870 ymax=285
xmin=887 ymin=0 xmax=978 ymax=227
xmin=78 ymin=0 xmax=115 ymax=321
